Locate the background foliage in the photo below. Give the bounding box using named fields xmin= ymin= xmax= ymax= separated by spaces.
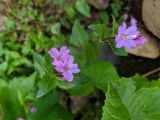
xmin=0 ymin=0 xmax=159 ymax=120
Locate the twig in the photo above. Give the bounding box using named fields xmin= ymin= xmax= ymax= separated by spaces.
xmin=142 ymin=67 xmax=160 ymax=77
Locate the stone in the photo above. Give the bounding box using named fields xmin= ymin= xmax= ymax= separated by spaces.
xmin=127 ymin=28 xmax=160 ymax=59
xmin=87 ymin=0 xmax=109 ymax=9
xmin=142 ymin=0 xmax=160 ymax=39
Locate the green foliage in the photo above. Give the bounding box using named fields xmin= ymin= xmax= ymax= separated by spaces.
xmin=88 ymin=24 xmax=111 ymax=41
xmin=102 ymin=78 xmax=160 ymax=120
xmin=108 ymin=40 xmax=127 ymax=56
xmin=29 ymin=91 xmax=73 ymax=120
xmin=37 ymin=75 xmax=56 ymax=98
xmin=76 ymin=0 xmax=91 ymax=17
xmin=84 ymin=62 xmax=119 ymax=91
xmin=1 ymin=0 xmax=159 ymax=120
xmin=0 ymin=87 xmax=21 ymax=120
xmin=70 ymin=20 xmax=89 ymax=46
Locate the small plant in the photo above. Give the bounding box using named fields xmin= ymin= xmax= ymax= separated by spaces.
xmin=0 ymin=0 xmax=159 ymax=120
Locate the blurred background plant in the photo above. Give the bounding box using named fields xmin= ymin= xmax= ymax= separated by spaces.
xmin=0 ymin=0 xmax=160 ymax=120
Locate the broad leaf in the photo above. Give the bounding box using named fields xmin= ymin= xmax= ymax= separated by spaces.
xmin=0 ymin=87 xmax=21 ymax=120
xmin=102 ymin=78 xmax=160 ymax=120
xmin=70 ymin=20 xmax=89 ymax=46
xmin=76 ymin=0 xmax=91 ymax=17
xmin=37 ymin=75 xmax=56 ymax=98
xmin=29 ymin=91 xmax=72 ymax=120
xmin=84 ymin=62 xmax=119 ymax=91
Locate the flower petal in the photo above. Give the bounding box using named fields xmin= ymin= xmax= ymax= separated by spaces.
xmin=70 ymin=64 xmax=80 ymax=73
xmin=48 ymin=48 xmax=59 ymax=59
xmin=60 ymin=46 xmax=67 ymax=51
xmin=63 ymin=71 xmax=73 ymax=82
xmin=115 ymin=35 xmax=121 ymax=42
xmin=124 ymin=41 xmax=132 ymax=50
xmin=118 ymin=22 xmax=126 ymax=34
xmin=55 ymin=66 xmax=64 ymax=72
xmin=64 ymin=55 xmax=74 ymax=65
xmin=52 ymin=61 xmax=64 ymax=66
xmin=116 ymin=41 xmax=124 ymax=48
xmin=126 ymin=26 xmax=139 ymax=36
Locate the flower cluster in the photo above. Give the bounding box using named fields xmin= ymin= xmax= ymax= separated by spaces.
xmin=115 ymin=15 xmax=147 ymax=50
xmin=48 ymin=46 xmax=80 ymax=82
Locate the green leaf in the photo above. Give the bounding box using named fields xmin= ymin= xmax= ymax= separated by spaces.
xmin=33 ymin=53 xmax=54 ymax=78
xmin=0 ymin=87 xmax=21 ymax=120
xmin=98 ymin=11 xmax=109 ymax=24
xmin=88 ymin=24 xmax=111 ymax=40
xmin=102 ymin=78 xmax=160 ymax=120
xmin=84 ymin=62 xmax=119 ymax=91
xmin=69 ymin=81 xmax=93 ymax=96
xmin=102 ymin=83 xmax=131 ymax=120
xmin=68 ymin=74 xmax=94 ymax=96
xmin=6 ymin=19 xmax=16 ymax=30
xmin=0 ymin=79 xmax=7 ymax=89
xmin=111 ymin=15 xmax=119 ymax=36
xmin=76 ymin=0 xmax=91 ymax=17
xmin=108 ymin=40 xmax=127 ymax=56
xmin=37 ymin=75 xmax=56 ymax=98
xmin=79 ymin=43 xmax=100 ymax=68
xmin=0 ymin=61 xmax=8 ymax=73
xmin=9 ymin=72 xmax=37 ymax=95
xmin=29 ymin=91 xmax=73 ymax=120
xmin=50 ymin=23 xmax=61 ymax=35
xmin=70 ymin=20 xmax=89 ymax=46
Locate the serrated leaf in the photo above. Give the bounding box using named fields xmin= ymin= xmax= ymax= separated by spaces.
xmin=102 ymin=78 xmax=160 ymax=120
xmin=70 ymin=20 xmax=89 ymax=46
xmin=76 ymin=0 xmax=91 ymax=17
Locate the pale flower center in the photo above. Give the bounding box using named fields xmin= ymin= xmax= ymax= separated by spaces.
xmin=120 ymin=33 xmax=128 ymax=40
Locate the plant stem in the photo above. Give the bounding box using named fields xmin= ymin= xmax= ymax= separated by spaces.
xmin=92 ymin=36 xmax=115 ymax=45
xmin=142 ymin=67 xmax=160 ymax=77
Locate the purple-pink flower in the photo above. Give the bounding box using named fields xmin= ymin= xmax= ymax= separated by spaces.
xmin=48 ymin=46 xmax=80 ymax=82
xmin=135 ymin=36 xmax=147 ymax=46
xmin=130 ymin=16 xmax=137 ymax=26
xmin=123 ymin=13 xmax=128 ymax=21
xmin=30 ymin=107 xmax=37 ymax=113
xmin=55 ymin=55 xmax=80 ymax=82
xmin=48 ymin=46 xmax=70 ymax=66
xmin=115 ymin=22 xmax=139 ymax=50
xmin=115 ymin=16 xmax=147 ymax=50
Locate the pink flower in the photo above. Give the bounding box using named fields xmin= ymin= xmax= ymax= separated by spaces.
xmin=55 ymin=55 xmax=80 ymax=82
xmin=135 ymin=36 xmax=147 ymax=46
xmin=17 ymin=117 xmax=24 ymax=120
xmin=30 ymin=107 xmax=37 ymax=113
xmin=115 ymin=22 xmax=139 ymax=50
xmin=130 ymin=16 xmax=137 ymax=26
xmin=48 ymin=46 xmax=70 ymax=66
xmin=123 ymin=13 xmax=128 ymax=21
xmin=48 ymin=46 xmax=80 ymax=82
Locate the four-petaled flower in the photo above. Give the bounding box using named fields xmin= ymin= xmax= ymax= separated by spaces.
xmin=115 ymin=22 xmax=139 ymax=50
